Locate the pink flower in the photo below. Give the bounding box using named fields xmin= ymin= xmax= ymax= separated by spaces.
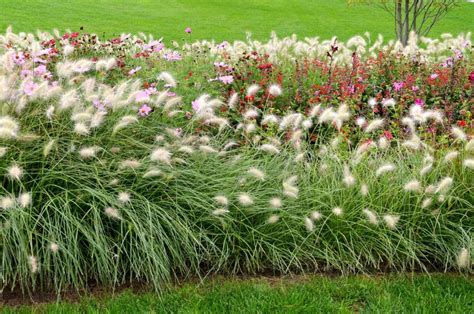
xmin=167 ymin=92 xmax=177 ymax=97
xmin=192 ymin=99 xmax=201 ymax=111
xmin=411 ymin=85 xmax=419 ymax=92
xmin=469 ymin=71 xmax=474 ymax=84
xmin=415 ymin=98 xmax=424 ymax=107
xmin=393 ymin=81 xmax=404 ymax=92
xmin=163 ymin=51 xmax=182 ymax=61
xmin=430 ymin=73 xmax=439 ymax=80
xmin=218 ymin=75 xmax=234 ymax=84
xmin=185 ymin=27 xmax=192 ymax=34
xmin=23 ymin=81 xmax=38 ymax=96
xmin=135 ymin=90 xmax=150 ymax=102
xmin=34 ymin=65 xmax=47 ymax=76
xmin=138 ymin=104 xmax=152 ymax=117
xmin=128 ymin=66 xmax=142 ymax=76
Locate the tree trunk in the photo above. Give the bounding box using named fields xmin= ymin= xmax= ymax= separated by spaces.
xmin=404 ymin=0 xmax=410 ymax=45
xmin=396 ymin=0 xmax=403 ymax=44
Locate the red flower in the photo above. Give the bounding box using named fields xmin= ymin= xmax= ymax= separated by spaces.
xmin=258 ymin=63 xmax=272 ymax=70
xmin=244 ymin=95 xmax=255 ymax=102
xmin=469 ymin=71 xmax=474 ymax=84
xmin=71 ymin=32 xmax=79 ymax=38
xmin=383 ymin=130 xmax=393 ymax=140
xmin=457 ymin=120 xmax=467 ymax=127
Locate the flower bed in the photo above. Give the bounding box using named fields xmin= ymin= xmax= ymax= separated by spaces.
xmin=0 ymin=29 xmax=473 ymax=293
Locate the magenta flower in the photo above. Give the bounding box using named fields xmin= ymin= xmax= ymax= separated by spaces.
xmin=185 ymin=27 xmax=192 ymax=34
xmin=218 ymin=75 xmax=234 ymax=84
xmin=128 ymin=66 xmax=142 ymax=76
xmin=411 ymin=85 xmax=419 ymax=92
xmin=415 ymin=98 xmax=424 ymax=107
xmin=393 ymin=81 xmax=404 ymax=92
xmin=138 ymin=104 xmax=152 ymax=117
xmin=135 ymin=90 xmax=150 ymax=102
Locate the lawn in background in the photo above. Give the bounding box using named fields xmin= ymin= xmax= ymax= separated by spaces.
xmin=3 ymin=274 xmax=473 ymax=313
xmin=0 ymin=0 xmax=473 ymax=42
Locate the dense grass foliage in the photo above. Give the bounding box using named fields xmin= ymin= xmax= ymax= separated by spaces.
xmin=3 ymin=275 xmax=473 ymax=312
xmin=0 ymin=29 xmax=473 ymax=295
xmin=0 ymin=0 xmax=474 ymax=42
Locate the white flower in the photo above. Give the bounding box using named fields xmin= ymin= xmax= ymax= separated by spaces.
xmin=383 ymin=214 xmax=400 ymax=229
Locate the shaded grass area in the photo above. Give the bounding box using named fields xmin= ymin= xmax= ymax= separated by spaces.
xmin=0 ymin=0 xmax=473 ymax=42
xmin=3 ymin=274 xmax=473 ymax=313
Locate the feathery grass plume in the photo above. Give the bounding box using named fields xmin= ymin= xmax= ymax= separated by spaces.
xmin=178 ymin=145 xmax=194 ymax=154
xmin=212 ymin=208 xmax=229 ymax=216
xmin=425 ymin=185 xmax=436 ymax=194
xmin=238 ymin=193 xmax=254 ymax=206
xmin=456 ymin=248 xmax=470 ymax=268
xmin=7 ymin=164 xmax=23 ymax=181
xmin=223 ymin=141 xmax=238 ymax=150
xmin=0 ymin=147 xmax=7 ymax=157
xmin=466 ymin=139 xmax=474 ymax=151
xmin=79 ymin=146 xmax=99 ymax=159
xmin=28 ymin=255 xmax=38 ymax=273
xmin=49 ymin=242 xmax=59 ymax=253
xmin=310 ymin=211 xmax=322 ymax=221
xmin=227 ymin=93 xmax=239 ymax=110
xmin=260 ymin=143 xmax=280 ymax=155
xmin=383 ymin=214 xmax=400 ymax=229
xmin=262 ymin=114 xmax=279 ymax=125
xmin=443 ymin=151 xmax=459 ymax=163
xmin=246 ymin=84 xmax=260 ymax=96
xmin=214 ymin=195 xmax=229 ymax=207
xmin=360 ymin=184 xmax=369 ymax=197
xmin=421 ymin=198 xmax=432 ymax=209
xmin=363 ymin=208 xmax=378 ymax=225
xmin=268 ymin=84 xmax=282 ymax=97
xmin=333 ymin=104 xmax=350 ymax=130
xmin=365 ymin=118 xmax=384 ymax=133
xmin=283 ymin=176 xmax=298 ymax=198
xmin=332 ymin=207 xmax=343 ymax=216
xmin=45 ymin=105 xmax=55 ymax=120
xmin=342 ymin=165 xmax=356 ymax=187
xmin=378 ymin=136 xmax=389 ymax=149
xmin=356 ymin=117 xmax=366 ymax=128
xmin=119 ymin=159 xmax=142 ymax=169
xmin=451 ymin=126 xmax=466 ymax=141
xmin=43 ymin=139 xmax=55 ymax=157
xmin=308 ymin=105 xmax=321 ymax=117
xmin=74 ymin=122 xmax=90 ymax=135
xmin=118 ymin=192 xmax=131 ymax=203
xmin=304 ymin=217 xmax=314 ymax=232
xmin=269 ymin=197 xmax=282 ymax=209
xmin=113 ymin=115 xmax=138 ymax=134
xmin=420 ymin=163 xmax=433 ymax=176
xmin=18 ymin=192 xmax=31 ymax=208
xmin=247 ymin=167 xmax=265 ymax=181
xmin=375 ymin=163 xmax=396 ymax=177
xmin=0 ymin=115 xmax=20 ymax=139
xmin=151 ymin=148 xmax=172 ymax=164
xmin=199 ymin=145 xmax=218 ymax=154
xmin=435 ymin=177 xmax=453 ymax=194
xmin=267 ymin=215 xmax=280 ymax=224
xmin=158 ymin=71 xmax=177 ymax=87
xmin=90 ymin=111 xmax=107 ymax=128
xmin=301 ymin=118 xmax=313 ymax=130
xmin=0 ymin=196 xmax=15 ymax=209
xmin=243 ymin=108 xmax=259 ymax=120
xmin=463 ymin=159 xmax=474 ymax=169
xmin=104 ymin=207 xmax=121 ymax=220
xmin=404 ymin=180 xmax=422 ymax=193
xmin=143 ymin=168 xmax=162 ymax=178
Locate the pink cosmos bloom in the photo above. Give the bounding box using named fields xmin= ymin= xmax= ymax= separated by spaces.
xmin=34 ymin=65 xmax=47 ymax=76
xmin=167 ymin=92 xmax=177 ymax=97
xmin=138 ymin=104 xmax=152 ymax=117
xmin=393 ymin=81 xmax=404 ymax=92
xmin=163 ymin=51 xmax=182 ymax=61
xmin=135 ymin=90 xmax=150 ymax=102
xmin=430 ymin=73 xmax=439 ymax=80
xmin=24 ymin=81 xmax=38 ymax=96
xmin=218 ymin=75 xmax=234 ymax=84
xmin=185 ymin=27 xmax=192 ymax=34
xmin=12 ymin=53 xmax=26 ymax=65
xmin=415 ymin=98 xmax=424 ymax=107
xmin=20 ymin=69 xmax=32 ymax=78
xmin=411 ymin=85 xmax=419 ymax=92
xmin=192 ymin=99 xmax=201 ymax=111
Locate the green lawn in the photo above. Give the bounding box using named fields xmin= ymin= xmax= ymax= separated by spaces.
xmin=3 ymin=274 xmax=473 ymax=313
xmin=0 ymin=0 xmax=473 ymax=42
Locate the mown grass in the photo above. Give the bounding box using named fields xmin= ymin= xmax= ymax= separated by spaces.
xmin=0 ymin=0 xmax=473 ymax=42
xmin=3 ymin=274 xmax=473 ymax=313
